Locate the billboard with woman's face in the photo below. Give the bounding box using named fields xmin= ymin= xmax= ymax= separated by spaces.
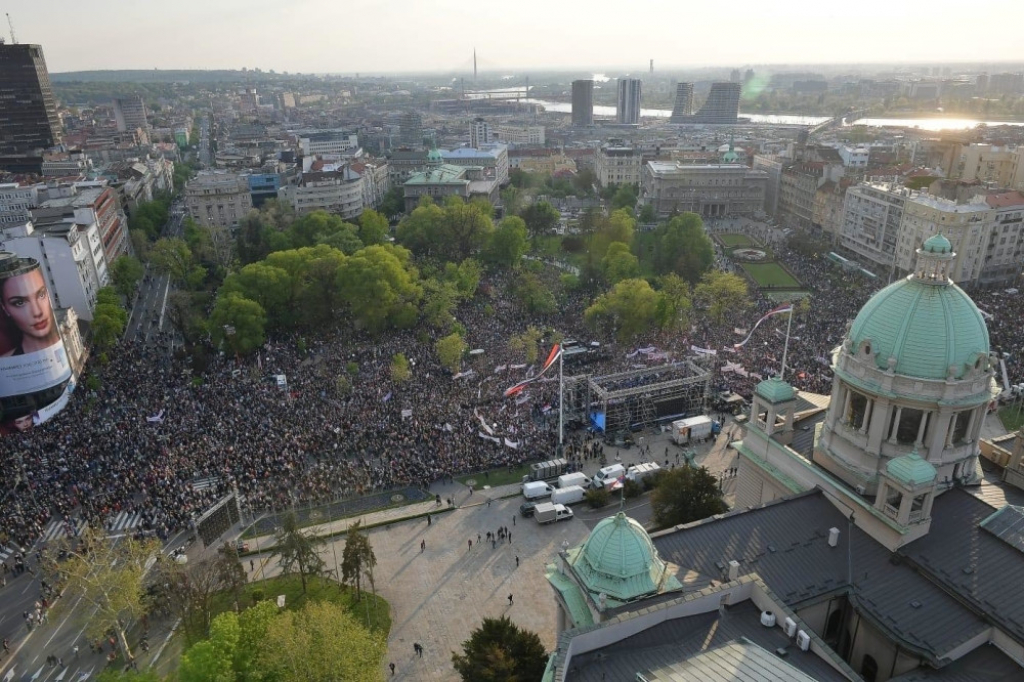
xmin=0 ymin=253 xmax=72 ymax=434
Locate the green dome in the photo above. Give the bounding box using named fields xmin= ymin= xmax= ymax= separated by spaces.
xmin=886 ymin=451 xmax=937 ymax=488
xmin=426 ymin=147 xmax=444 ymax=164
xmin=848 ymin=276 xmax=989 ymax=380
xmin=756 ymin=377 xmax=796 ymax=403
xmin=923 ymin=234 xmax=952 ymax=254
xmin=573 ymin=512 xmax=668 ymax=601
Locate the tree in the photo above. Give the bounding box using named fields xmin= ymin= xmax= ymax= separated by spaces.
xmin=153 ymin=548 xmax=246 ymax=645
xmin=109 ymin=255 xmax=144 ymax=299
xmin=338 ymin=244 xmax=423 ymax=333
xmin=694 ymin=271 xmax=750 ymax=325
xmin=509 ymin=325 xmax=543 ymax=365
xmin=341 ymin=521 xmax=378 ymax=600
xmin=149 ymin=237 xmax=195 ymax=285
xmin=178 ymin=610 xmax=240 ymax=682
xmin=655 ymin=274 xmax=693 ymax=333
xmin=290 ymin=210 xmax=362 ymax=251
xmin=601 ymin=241 xmax=640 ymax=284
xmin=611 ymin=183 xmax=639 ymax=211
xmin=652 ymin=213 xmax=714 ymax=283
xmin=500 ymin=186 xmax=522 ymax=217
xmin=638 ymin=203 xmax=657 ymax=224
xmin=591 ymin=208 xmax=636 ymax=262
xmin=519 ymin=201 xmax=560 ymax=239
xmin=585 ymin=278 xmax=663 ymax=342
xmin=271 ymin=511 xmax=326 ymax=594
xmin=379 ymin=186 xmax=406 ymax=218
xmin=209 ymin=293 xmax=266 ymax=356
xmin=487 ymin=216 xmax=529 ymax=268
xmin=572 ymin=168 xmax=597 ymax=196
xmin=358 ymin=209 xmax=389 ymax=246
xmin=130 ymin=229 xmax=151 ymax=261
xmin=221 ymin=261 xmax=296 ymax=330
xmin=396 ymin=198 xmax=493 ymax=262
xmin=421 ymin=278 xmax=458 ymax=329
xmin=41 ymin=529 xmax=159 ymax=661
xmin=444 ymin=258 xmax=482 ymax=300
xmin=257 ymin=601 xmax=386 ymax=682
xmin=650 ymin=465 xmax=728 ymax=529
xmin=435 ymin=332 xmax=466 ymax=373
xmin=512 ymin=272 xmax=557 ymax=315
xmin=452 ymin=616 xmax=548 ymax=682
xmin=92 ymin=287 xmax=129 ymax=352
xmin=95 ymin=671 xmax=163 ymax=682
xmin=391 ymin=353 xmax=412 ymax=382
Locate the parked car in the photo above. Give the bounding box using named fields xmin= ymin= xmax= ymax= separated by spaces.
xmin=519 ymin=502 xmax=538 ymax=517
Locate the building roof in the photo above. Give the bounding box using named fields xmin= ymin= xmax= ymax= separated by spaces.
xmin=651 ymin=491 xmax=989 ymax=660
xmin=886 ymin=452 xmax=938 ymax=488
xmin=889 ymin=642 xmax=1024 ymax=681
xmin=922 ymin=233 xmax=952 ymax=254
xmin=404 ymin=163 xmax=470 ymax=186
xmin=570 ymin=512 xmax=676 ymax=602
xmin=847 ymin=271 xmax=989 ymax=381
xmin=756 ymin=378 xmax=796 ymax=404
xmin=563 ymin=601 xmax=849 ymax=682
xmin=984 ymin=191 xmax=1024 ymax=209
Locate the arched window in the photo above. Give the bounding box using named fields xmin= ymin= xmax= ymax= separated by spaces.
xmin=861 ymin=655 xmax=879 ymax=682
xmin=825 ymin=609 xmax=843 ymax=640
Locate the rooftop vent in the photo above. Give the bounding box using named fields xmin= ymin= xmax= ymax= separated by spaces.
xmin=727 ymin=559 xmax=740 ymax=581
xmin=828 ymin=527 xmax=840 ymax=548
xmin=760 ymin=611 xmax=776 ymax=628
xmin=796 ymin=630 xmax=811 ymax=651
xmin=783 ymin=617 xmax=797 ymax=637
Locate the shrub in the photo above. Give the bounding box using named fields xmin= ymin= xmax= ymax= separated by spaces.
xmin=622 ymin=479 xmax=643 ymax=499
xmin=586 ymin=487 xmax=610 ymax=508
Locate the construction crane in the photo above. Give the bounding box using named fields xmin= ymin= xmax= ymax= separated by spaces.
xmin=6 ymin=14 xmax=16 ymax=44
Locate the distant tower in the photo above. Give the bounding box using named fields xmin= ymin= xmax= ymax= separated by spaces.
xmin=650 ymin=59 xmax=653 ymax=74
xmin=669 ymin=83 xmax=694 ymax=122
xmin=572 ymin=79 xmax=594 ymax=126
xmin=473 ymin=48 xmax=477 ymax=81
xmin=730 ymin=69 xmax=742 ymax=83
xmin=617 ymin=78 xmax=642 ymax=125
xmin=0 ymin=43 xmax=62 ymax=154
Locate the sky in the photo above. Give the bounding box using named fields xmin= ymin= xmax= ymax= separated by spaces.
xmin=11 ymin=0 xmax=1024 ymax=74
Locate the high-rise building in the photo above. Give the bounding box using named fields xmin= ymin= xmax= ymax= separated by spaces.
xmin=469 ymin=118 xmax=492 ymax=148
xmin=669 ymin=83 xmax=694 ymax=122
xmin=730 ymin=68 xmax=742 ymax=83
xmin=113 ymin=95 xmax=149 ymax=132
xmin=397 ymin=111 xmax=424 ymax=147
xmin=571 ymin=80 xmax=594 ymax=126
xmin=616 ymin=78 xmax=642 ymax=125
xmin=0 ymin=43 xmax=62 ymax=154
xmin=671 ymin=82 xmax=745 ymax=124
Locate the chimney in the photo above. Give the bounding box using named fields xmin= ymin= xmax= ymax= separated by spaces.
xmin=828 ymin=527 xmax=840 ymax=548
xmin=727 ymin=559 xmax=740 ymax=581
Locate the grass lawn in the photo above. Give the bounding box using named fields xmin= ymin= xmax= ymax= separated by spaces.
xmin=718 ymin=233 xmax=757 ymax=248
xmin=212 ymin=574 xmax=391 ymax=635
xmin=457 ymin=464 xmax=531 ymax=488
xmin=740 ymin=262 xmax=801 ymax=288
xmin=999 ymin=405 xmax=1024 ymax=433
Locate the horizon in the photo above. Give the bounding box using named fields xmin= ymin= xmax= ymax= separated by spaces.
xmin=6 ymin=0 xmax=1023 ymax=74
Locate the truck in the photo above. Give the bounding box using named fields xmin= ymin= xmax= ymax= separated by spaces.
xmin=557 ymin=472 xmax=591 ymax=489
xmin=627 ymin=462 xmax=661 ymax=485
xmin=522 ymin=481 xmax=554 ymax=500
xmin=671 ymin=416 xmax=716 ymax=445
xmin=591 ymin=463 xmax=626 ymax=490
xmin=534 ymin=502 xmax=574 ymax=524
xmin=521 ymin=458 xmax=569 ymax=484
xmin=550 ymin=485 xmax=587 ymax=506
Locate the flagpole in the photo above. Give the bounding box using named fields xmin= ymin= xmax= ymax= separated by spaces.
xmin=780 ymin=305 xmax=794 ymax=380
xmin=558 ymin=346 xmax=564 ymax=449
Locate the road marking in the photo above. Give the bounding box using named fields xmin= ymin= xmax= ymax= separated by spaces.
xmin=30 ymin=665 xmax=43 ymax=681
xmin=54 ymin=668 xmax=67 ymax=681
xmin=158 ymin=276 xmax=170 ymax=330
xmin=148 ymin=618 xmax=179 ymax=667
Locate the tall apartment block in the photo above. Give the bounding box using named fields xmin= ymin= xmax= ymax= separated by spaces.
xmin=0 ymin=43 xmax=62 ymax=154
xmin=670 ymin=82 xmax=741 ymax=124
xmin=669 ymin=83 xmax=694 ymax=122
xmin=616 ymin=78 xmax=642 ymax=125
xmin=398 ymin=111 xmax=424 ymax=147
xmin=113 ymin=94 xmax=149 ymax=132
xmin=571 ymin=79 xmax=594 ymax=126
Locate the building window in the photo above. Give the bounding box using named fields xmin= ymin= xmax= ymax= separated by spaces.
xmin=896 ymin=408 xmax=924 ymax=444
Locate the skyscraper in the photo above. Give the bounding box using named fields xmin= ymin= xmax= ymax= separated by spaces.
xmin=616 ymin=78 xmax=642 ymax=125
xmin=113 ymin=95 xmax=149 ymax=132
xmin=397 ymin=111 xmax=424 ymax=147
xmin=571 ymin=79 xmax=594 ymax=126
xmin=0 ymin=43 xmax=61 ymax=155
xmin=669 ymin=83 xmax=694 ymax=122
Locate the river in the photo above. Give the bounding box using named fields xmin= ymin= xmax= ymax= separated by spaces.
xmin=525 ymin=98 xmax=1024 ymax=130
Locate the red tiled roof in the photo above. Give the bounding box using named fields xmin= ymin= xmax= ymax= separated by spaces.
xmin=985 ymin=191 xmax=1024 ymax=208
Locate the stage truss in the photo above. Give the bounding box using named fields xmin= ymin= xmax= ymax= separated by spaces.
xmin=563 ymin=361 xmax=711 ymax=435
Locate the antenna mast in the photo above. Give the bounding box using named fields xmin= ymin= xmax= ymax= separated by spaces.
xmin=6 ymin=14 xmax=16 ymax=44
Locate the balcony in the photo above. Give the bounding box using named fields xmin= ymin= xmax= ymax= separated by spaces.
xmin=883 ymin=504 xmax=899 ymax=520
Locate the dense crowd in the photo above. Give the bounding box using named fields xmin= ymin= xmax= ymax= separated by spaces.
xmin=2 ymin=221 xmax=1022 ymax=553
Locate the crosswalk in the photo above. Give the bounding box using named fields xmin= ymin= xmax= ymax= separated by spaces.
xmin=38 ymin=518 xmax=88 ymax=544
xmin=190 ymin=476 xmax=222 ymax=492
xmin=0 ymin=543 xmax=18 ymax=563
xmin=104 ymin=510 xmax=145 ymax=534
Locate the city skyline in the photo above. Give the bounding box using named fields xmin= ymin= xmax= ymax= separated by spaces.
xmin=5 ymin=0 xmax=1024 ymax=74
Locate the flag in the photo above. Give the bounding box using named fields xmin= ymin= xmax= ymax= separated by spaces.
xmin=734 ymin=303 xmax=793 ymax=348
xmin=382 ymin=391 xmax=392 ymax=403
xmin=503 ymin=344 xmax=562 ymax=397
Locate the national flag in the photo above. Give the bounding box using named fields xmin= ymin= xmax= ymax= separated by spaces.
xmin=734 ymin=303 xmax=793 ymax=348
xmin=503 ymin=344 xmax=562 ymax=397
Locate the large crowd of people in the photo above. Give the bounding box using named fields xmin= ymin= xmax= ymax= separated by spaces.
xmin=1 ymin=221 xmax=1021 ymax=555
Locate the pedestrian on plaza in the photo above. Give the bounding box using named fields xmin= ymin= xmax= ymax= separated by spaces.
xmin=512 ymin=515 xmax=515 ymax=526
xmin=427 ymin=514 xmax=432 ymax=526
xmin=468 ymin=539 xmax=472 ymax=551
xmin=250 ymin=559 xmax=255 ymax=571
xmin=516 ymin=556 xmax=519 ymax=568
xmin=421 ymin=539 xmax=426 ymax=552
xmin=390 ymin=662 xmax=396 ymax=675
xmin=414 ymin=642 xmax=423 ymax=656
xmin=508 ymin=593 xmax=514 ymax=606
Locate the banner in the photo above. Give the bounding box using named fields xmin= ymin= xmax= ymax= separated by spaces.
xmin=690 ymin=345 xmax=717 ymax=356
xmin=504 ymin=438 xmax=520 ymax=449
xmin=734 ymin=304 xmax=793 ymax=348
xmin=504 ymin=344 xmax=561 ymax=397
xmin=401 ymin=409 xmax=413 ymax=419
xmin=453 ymin=370 xmax=476 ymax=380
xmin=478 ymin=432 xmax=501 ymax=444
xmin=515 ymin=394 xmax=530 ymax=406
xmin=146 ymin=409 xmax=165 ymax=424
xmin=626 ymin=345 xmax=656 ymax=359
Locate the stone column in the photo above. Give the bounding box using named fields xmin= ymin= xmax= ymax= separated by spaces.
xmin=888 ymin=406 xmax=903 ymax=444
xmin=859 ymin=399 xmax=873 ymax=435
xmin=915 ymin=410 xmax=929 ymax=446
xmin=867 ymin=398 xmax=890 ymax=454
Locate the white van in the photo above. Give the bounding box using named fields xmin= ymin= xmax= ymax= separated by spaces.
xmin=522 ymin=481 xmax=554 ymax=500
xmin=591 ymin=464 xmax=626 ymax=490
